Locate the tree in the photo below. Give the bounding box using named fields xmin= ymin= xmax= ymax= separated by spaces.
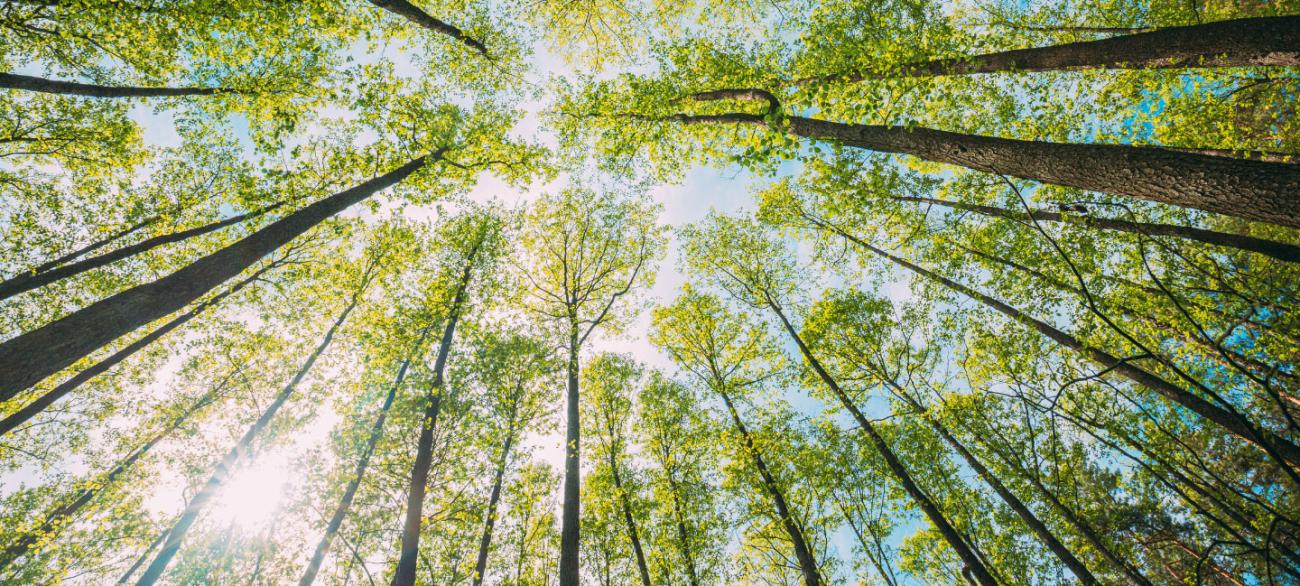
xmin=583 ymin=353 xmax=653 ymax=586
xmin=650 ymin=287 xmax=825 ymax=586
xmin=392 ymin=209 xmax=506 ymax=586
xmin=515 ymin=188 xmax=665 ymax=586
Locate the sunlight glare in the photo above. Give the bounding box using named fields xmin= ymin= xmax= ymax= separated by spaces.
xmin=211 ymin=454 xmax=291 ymax=530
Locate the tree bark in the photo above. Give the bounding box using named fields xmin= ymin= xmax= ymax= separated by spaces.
xmin=800 ymin=16 xmax=1300 ymax=85
xmin=392 ymin=237 xmax=481 ymax=586
xmin=0 ymin=155 xmax=431 ymax=401
xmin=897 ymin=194 xmax=1300 ymax=263
xmin=671 ymin=103 xmax=1300 ymax=227
xmin=0 ymin=262 xmax=275 ymax=437
xmin=0 ymin=72 xmax=233 ymax=97
xmin=0 ymin=373 xmax=230 ymax=571
xmin=133 ymin=270 xmax=371 ymax=586
xmin=0 ymin=201 xmax=284 ymax=301
xmin=798 ymin=209 xmax=1300 ymax=468
xmin=364 ymin=0 xmax=490 ymax=58
xmin=609 ymin=451 xmax=652 ymax=586
xmin=764 ymin=301 xmax=999 ymax=586
xmin=714 ymin=386 xmax=823 ymax=586
xmin=558 ymin=324 xmax=582 ymax=586
xmin=298 ymin=324 xmax=434 ymax=586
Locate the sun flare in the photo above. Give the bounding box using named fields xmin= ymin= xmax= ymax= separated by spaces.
xmin=211 ymin=455 xmax=291 ymax=530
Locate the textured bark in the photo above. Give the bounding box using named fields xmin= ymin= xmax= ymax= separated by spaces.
xmin=802 ymin=211 xmax=1300 ymax=467
xmin=133 ymin=274 xmax=370 ymax=586
xmin=558 ymin=327 xmax=582 ymax=586
xmin=0 ymin=375 xmax=228 ymax=570
xmin=299 ymin=325 xmax=433 ymax=586
xmin=715 ymin=386 xmax=823 ymax=586
xmin=801 ymin=16 xmax=1300 ymax=85
xmin=897 ymin=195 xmax=1300 ymax=263
xmin=0 ymin=201 xmax=284 ymax=301
xmin=0 ymin=264 xmax=273 ymax=437
xmin=671 ymin=105 xmax=1300 ymax=227
xmin=365 ymin=0 xmax=490 ymax=58
xmin=888 ymin=383 xmax=1099 ymax=584
xmin=392 ymin=238 xmax=480 ymax=586
xmin=0 ymin=72 xmax=233 ymax=97
xmin=766 ymin=302 xmax=998 ymax=586
xmin=0 ymin=156 xmax=430 ymax=401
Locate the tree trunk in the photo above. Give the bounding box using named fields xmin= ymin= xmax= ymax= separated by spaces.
xmin=298 ymin=325 xmax=434 ymax=586
xmin=674 ymin=106 xmax=1300 ymax=227
xmin=392 ymin=239 xmax=480 ymax=586
xmin=764 ymin=301 xmax=998 ymax=586
xmin=801 ymin=211 xmax=1300 ymax=468
xmin=558 ymin=324 xmax=582 ymax=586
xmin=0 ymin=155 xmax=430 ymax=401
xmin=364 ymin=0 xmax=490 ymax=58
xmin=0 ymin=372 xmax=230 ymax=571
xmin=897 ymin=194 xmax=1300 ymax=263
xmin=801 ymin=15 xmax=1300 ymax=84
xmin=133 ymin=271 xmax=371 ymax=586
xmin=609 ymin=452 xmax=652 ymax=586
xmin=0 ymin=201 xmax=284 ymax=301
xmin=714 ymin=386 xmax=823 ymax=586
xmin=0 ymin=72 xmax=233 ymax=97
xmin=888 ymin=382 xmax=1099 ymax=584
xmin=0 ymin=262 xmax=276 ymax=437
xmin=471 ymin=416 xmax=517 ymax=586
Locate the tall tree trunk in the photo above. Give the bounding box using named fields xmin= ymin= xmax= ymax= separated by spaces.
xmin=0 ymin=73 xmax=234 ymax=97
xmin=364 ymin=0 xmax=490 ymax=57
xmin=799 ymin=15 xmax=1300 ymax=85
xmin=896 ymin=194 xmax=1300 ymax=263
xmin=0 ymin=371 xmax=233 ymax=570
xmin=664 ymin=472 xmax=701 ymax=586
xmin=609 ymin=452 xmax=652 ymax=586
xmin=392 ymin=239 xmax=481 ymax=586
xmin=671 ymin=102 xmax=1300 ymax=227
xmin=714 ymin=386 xmax=823 ymax=586
xmin=797 ymin=208 xmax=1300 ymax=468
xmin=26 ymin=214 xmax=162 ymax=276
xmin=0 ymin=261 xmax=277 ymax=437
xmin=558 ymin=324 xmax=582 ymax=586
xmin=133 ymin=268 xmax=372 ymax=586
xmin=0 ymin=200 xmax=285 ymax=301
xmin=0 ymin=155 xmax=431 ymax=401
xmin=887 ymin=381 xmax=1099 ymax=584
xmin=763 ymin=301 xmax=999 ymax=586
xmin=471 ymin=420 xmax=516 ymax=586
xmin=298 ymin=324 xmax=434 ymax=586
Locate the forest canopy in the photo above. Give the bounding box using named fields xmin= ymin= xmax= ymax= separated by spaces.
xmin=1 ymin=0 xmax=1298 ymax=584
